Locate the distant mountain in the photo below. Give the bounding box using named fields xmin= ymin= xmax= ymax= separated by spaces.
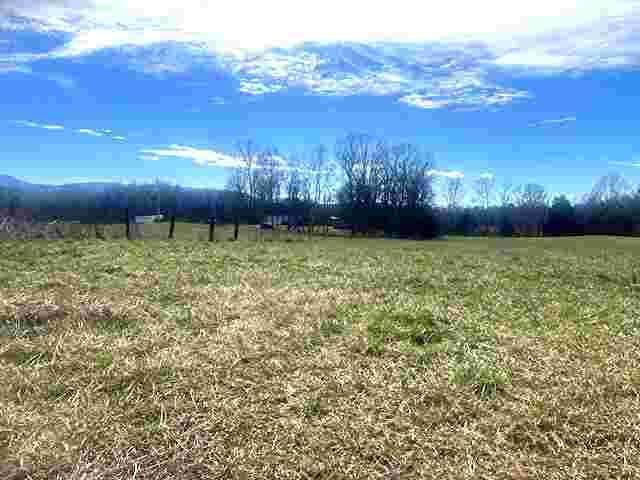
xmin=0 ymin=175 xmax=41 ymax=190
xmin=0 ymin=175 xmax=225 ymax=194
xmin=0 ymin=175 xmax=118 ymax=193
xmin=55 ymin=181 xmax=120 ymax=193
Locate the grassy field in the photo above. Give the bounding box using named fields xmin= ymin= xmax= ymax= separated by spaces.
xmin=1 ymin=232 xmax=640 ymax=479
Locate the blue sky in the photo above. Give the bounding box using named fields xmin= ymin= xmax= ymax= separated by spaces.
xmin=1 ymin=0 xmax=640 ymax=204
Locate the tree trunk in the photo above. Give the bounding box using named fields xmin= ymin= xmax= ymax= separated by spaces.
xmin=95 ymin=223 xmax=105 ymax=240
xmin=233 ymin=210 xmax=240 ymax=241
xmin=168 ymin=215 xmax=176 ymax=239
xmin=125 ymin=208 xmax=131 ymax=240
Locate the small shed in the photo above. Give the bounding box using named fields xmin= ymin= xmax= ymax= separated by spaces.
xmin=134 ymin=214 xmax=164 ymax=224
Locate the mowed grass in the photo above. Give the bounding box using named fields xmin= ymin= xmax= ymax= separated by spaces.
xmin=1 ymin=231 xmax=640 ymax=479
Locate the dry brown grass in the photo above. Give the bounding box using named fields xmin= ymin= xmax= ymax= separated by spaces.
xmin=1 ymin=236 xmax=640 ymax=478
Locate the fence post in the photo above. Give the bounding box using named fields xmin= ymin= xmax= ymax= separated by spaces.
xmin=95 ymin=223 xmax=105 ymax=240
xmin=125 ymin=208 xmax=131 ymax=240
xmin=233 ymin=208 xmax=240 ymax=241
xmin=209 ymin=217 xmax=215 ymax=242
xmin=169 ymin=215 xmax=176 ymax=239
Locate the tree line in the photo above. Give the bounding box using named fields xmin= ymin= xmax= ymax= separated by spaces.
xmin=441 ymin=173 xmax=640 ymax=237
xmin=1 ymin=134 xmax=640 ymax=239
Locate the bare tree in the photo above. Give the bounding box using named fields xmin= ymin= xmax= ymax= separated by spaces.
xmin=513 ymin=183 xmax=549 ymax=236
xmin=473 ymin=174 xmax=496 ymax=234
xmin=305 ymin=145 xmax=329 ymax=232
xmin=499 ymin=180 xmax=514 ymax=207
xmin=284 ymin=155 xmax=305 ymax=203
xmin=588 ymin=173 xmax=631 ymax=204
xmin=309 ymin=145 xmax=327 ymax=205
xmin=445 ymin=177 xmax=464 ymax=209
xmin=236 ymin=139 xmax=258 ymax=210
xmin=336 ymin=133 xmax=386 ymax=235
xmin=474 ymin=175 xmax=496 ymax=210
xmin=254 ymin=148 xmax=284 ymax=204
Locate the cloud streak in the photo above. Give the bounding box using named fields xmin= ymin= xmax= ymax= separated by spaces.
xmin=529 ymin=116 xmax=577 ymax=127
xmin=15 ymin=120 xmax=64 ymax=130
xmin=76 ymin=128 xmax=104 ymax=137
xmin=139 ymin=144 xmax=298 ymax=170
xmin=13 ymin=119 xmax=127 ymax=140
xmin=139 ymin=145 xmax=246 ymax=168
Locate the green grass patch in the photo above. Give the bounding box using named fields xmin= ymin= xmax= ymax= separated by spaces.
xmin=94 ymin=351 xmax=114 ymax=370
xmin=365 ymin=300 xmax=456 ymax=353
xmin=302 ymin=398 xmax=323 ymax=418
xmin=449 ymin=352 xmax=512 ymax=400
xmin=46 ymin=383 xmax=72 ymax=401
xmin=0 ymin=347 xmax=51 ymax=367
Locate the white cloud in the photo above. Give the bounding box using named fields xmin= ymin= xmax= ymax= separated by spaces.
xmin=238 ymin=80 xmax=285 ymax=96
xmin=399 ymin=87 xmax=531 ymax=110
xmin=139 ymin=154 xmax=161 ymax=161
xmin=76 ymin=128 xmax=104 ymax=137
xmin=227 ymin=47 xmax=531 ymax=107
xmin=14 ymin=120 xmax=64 ymax=130
xmin=2 ymin=0 xmax=639 ymax=109
xmin=492 ymin=12 xmax=640 ymax=71
xmin=427 ymin=169 xmax=465 ymax=179
xmin=139 ymin=144 xmax=295 ymax=169
xmin=211 ymin=96 xmax=226 ymax=105
xmin=529 ymin=116 xmax=577 ymax=127
xmin=479 ymin=172 xmax=495 ymax=180
xmin=399 ymin=95 xmax=450 ymax=110
xmin=14 ymin=120 xmax=128 ymax=139
xmin=2 ymin=0 xmax=634 ymax=53
xmin=139 ymin=144 xmax=246 ymax=168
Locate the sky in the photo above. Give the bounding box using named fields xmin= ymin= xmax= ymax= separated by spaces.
xmin=1 ymin=0 xmax=640 ymax=204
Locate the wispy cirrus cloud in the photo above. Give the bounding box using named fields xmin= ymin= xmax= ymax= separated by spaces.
xmin=529 ymin=116 xmax=577 ymax=127
xmin=139 ymin=145 xmax=246 ymax=168
xmin=13 ymin=119 xmax=127 ymax=140
xmin=14 ymin=120 xmax=64 ymax=130
xmin=139 ymin=144 xmax=295 ymax=170
xmin=76 ymin=128 xmax=104 ymax=137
